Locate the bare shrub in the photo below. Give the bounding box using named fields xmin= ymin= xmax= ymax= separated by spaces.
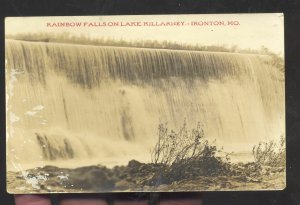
xmin=151 ymin=122 xmax=208 ymax=165
xmin=150 ymin=122 xmax=232 ymax=184
xmin=252 ymin=135 xmax=285 ymax=167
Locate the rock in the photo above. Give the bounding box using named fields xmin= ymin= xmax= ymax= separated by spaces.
xmin=67 ymin=166 xmax=115 ymax=190
xmin=157 ymin=184 xmax=169 ymax=190
xmin=220 ymin=181 xmax=232 ymax=188
xmin=40 ymin=165 xmax=61 ymax=172
xmin=128 ymin=160 xmax=144 ymax=169
xmin=269 ymin=166 xmax=285 ymax=173
xmin=115 ymin=180 xmax=131 ymax=190
xmin=245 ymin=176 xmax=261 ymax=182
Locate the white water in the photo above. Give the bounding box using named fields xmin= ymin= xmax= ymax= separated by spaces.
xmin=5 ymin=40 xmax=285 ymax=170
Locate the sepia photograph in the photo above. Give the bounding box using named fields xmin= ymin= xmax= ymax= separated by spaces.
xmin=5 ymin=14 xmax=285 ymax=193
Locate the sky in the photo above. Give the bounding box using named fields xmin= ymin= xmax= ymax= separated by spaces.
xmin=5 ymin=13 xmax=284 ymax=55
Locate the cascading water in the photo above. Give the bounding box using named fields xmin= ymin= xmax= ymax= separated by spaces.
xmin=5 ymin=39 xmax=285 ymax=170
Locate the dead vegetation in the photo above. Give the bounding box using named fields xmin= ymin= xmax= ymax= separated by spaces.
xmin=151 ymin=122 xmax=208 ymax=165
xmin=149 ymin=122 xmax=232 ymax=185
xmin=149 ymin=122 xmax=285 ymax=185
xmin=252 ymin=135 xmax=286 ymax=167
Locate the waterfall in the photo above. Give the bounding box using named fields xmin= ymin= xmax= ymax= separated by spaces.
xmin=5 ymin=39 xmax=285 ymax=169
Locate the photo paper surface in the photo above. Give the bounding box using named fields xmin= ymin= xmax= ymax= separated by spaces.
xmin=5 ymin=14 xmax=285 ymax=193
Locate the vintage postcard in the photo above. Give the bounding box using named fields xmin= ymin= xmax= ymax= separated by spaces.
xmin=5 ymin=14 xmax=285 ymax=193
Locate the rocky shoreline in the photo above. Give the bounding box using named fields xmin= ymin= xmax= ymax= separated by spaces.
xmin=7 ymin=160 xmax=285 ymax=193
